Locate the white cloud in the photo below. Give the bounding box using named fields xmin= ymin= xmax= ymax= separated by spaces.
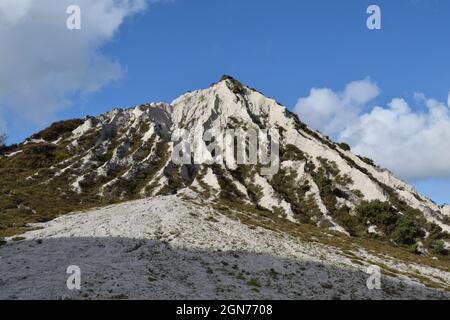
xmin=295 ymin=80 xmax=450 ymax=180
xmin=0 ymin=0 xmax=33 ymax=23
xmin=0 ymin=0 xmax=149 ymax=131
xmin=294 ymin=79 xmax=380 ymax=135
xmin=447 ymin=90 xmax=450 ymax=108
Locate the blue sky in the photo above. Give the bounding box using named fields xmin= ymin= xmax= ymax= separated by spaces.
xmin=1 ymin=0 xmax=450 ymax=204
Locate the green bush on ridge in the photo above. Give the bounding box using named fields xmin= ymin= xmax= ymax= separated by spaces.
xmin=355 ymin=200 xmax=425 ymax=246
xmin=338 ymin=142 xmax=351 ymax=151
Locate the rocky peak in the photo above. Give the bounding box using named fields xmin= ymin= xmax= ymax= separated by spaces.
xmin=0 ymin=77 xmax=449 ymax=253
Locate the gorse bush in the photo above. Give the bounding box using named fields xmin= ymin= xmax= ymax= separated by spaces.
xmin=356 ymin=200 xmax=425 ymax=246
xmin=356 ymin=200 xmax=397 ymax=229
xmin=312 ymin=166 xmax=336 ymax=212
xmin=428 ymin=223 xmax=448 ymax=241
xmin=338 ymin=142 xmax=351 ymax=151
xmin=391 ymin=215 xmax=424 ymax=245
xmin=271 ymin=167 xmax=320 ymax=223
xmin=333 ymin=205 xmax=362 ymax=236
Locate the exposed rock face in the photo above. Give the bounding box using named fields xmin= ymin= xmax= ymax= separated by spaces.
xmin=1 ymin=76 xmax=449 ymax=300
xmin=0 ymin=76 xmax=449 ymax=246
xmin=442 ymin=205 xmax=450 ymax=217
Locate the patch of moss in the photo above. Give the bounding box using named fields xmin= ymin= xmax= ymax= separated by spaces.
xmin=246 ymin=279 xmax=261 ymax=287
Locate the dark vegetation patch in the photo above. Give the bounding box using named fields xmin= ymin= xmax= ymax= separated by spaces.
xmin=354 ymin=200 xmax=448 ymax=254
xmin=195 ymin=166 xmax=214 ymax=198
xmin=358 ymin=156 xmax=376 ymax=167
xmin=31 ymin=119 xmax=84 ymax=142
xmin=107 ymin=140 xmax=171 ymax=198
xmin=221 ymin=75 xmax=246 ymax=95
xmin=280 ymin=144 xmax=306 ymax=162
xmin=0 ymin=126 xmax=172 ymax=237
xmin=213 ymin=164 xmax=246 ymax=202
xmin=226 ymin=117 xmax=247 ymax=130
xmin=328 ymin=146 xmax=449 ymax=252
xmin=271 ymin=168 xmax=319 ymax=224
xmin=158 ymin=162 xmax=186 ymax=195
xmin=338 ymin=142 xmax=351 ymax=151
xmin=0 ymin=134 xmax=18 ymax=155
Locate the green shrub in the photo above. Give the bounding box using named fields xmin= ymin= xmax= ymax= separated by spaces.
xmin=428 ymin=223 xmax=448 ymax=241
xmin=271 ymin=168 xmax=320 ymax=222
xmin=358 ymin=156 xmax=375 ymax=166
xmin=407 ymin=243 xmax=420 ymax=254
xmin=158 ymin=163 xmax=185 ymax=195
xmin=356 ymin=200 xmax=398 ymax=233
xmin=332 ymin=205 xmax=362 ymax=236
xmin=443 ymin=216 xmax=450 ymax=225
xmin=352 ymin=189 xmax=364 ymax=198
xmin=212 ymin=164 xmax=246 ymax=201
xmin=15 ymin=144 xmax=59 ymax=169
xmin=317 ymin=157 xmax=340 ymax=177
xmin=356 ymin=200 xmax=425 ymax=246
xmin=246 ymin=279 xmax=261 ymax=287
xmin=281 ymin=144 xmax=306 ymax=161
xmin=430 ymin=241 xmax=448 ymax=256
xmin=313 ymin=166 xmax=337 ymax=213
xmin=314 ymin=168 xmax=334 ymax=196
xmin=335 ymin=174 xmax=353 ymax=186
xmin=0 ymin=143 xmax=18 ymax=156
xmin=338 ymin=142 xmax=351 ymax=151
xmin=391 ymin=215 xmax=424 ymax=246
